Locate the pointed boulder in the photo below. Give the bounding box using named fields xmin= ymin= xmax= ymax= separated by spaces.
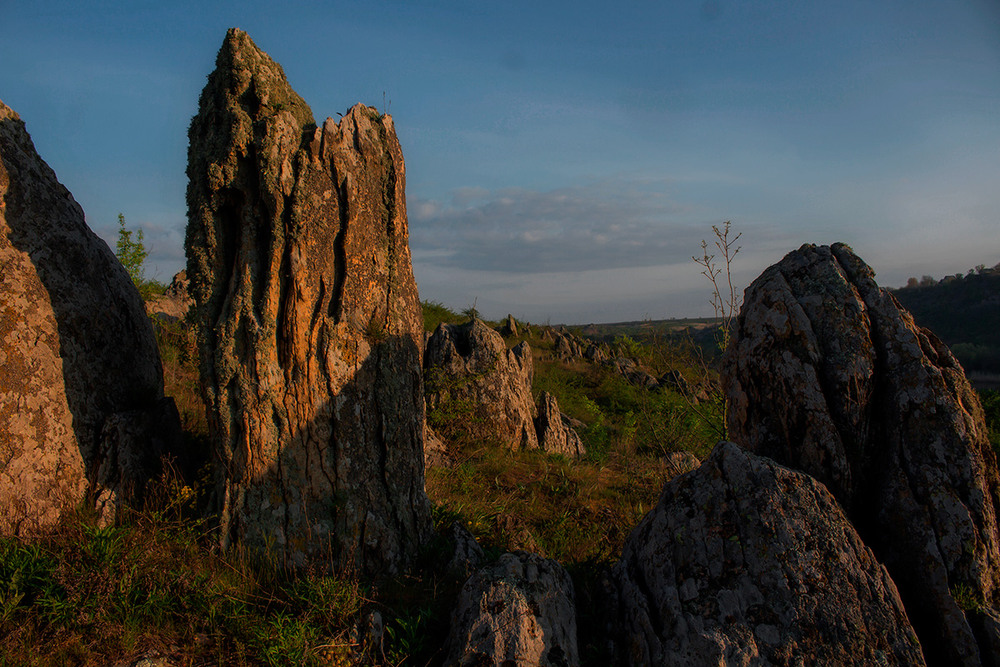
xmin=724 ymin=243 xmax=1000 ymax=665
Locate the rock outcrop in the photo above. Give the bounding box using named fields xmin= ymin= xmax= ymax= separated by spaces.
xmin=446 ymin=551 xmax=579 ymax=667
xmin=614 ymin=441 xmax=926 ymax=666
xmin=424 ymin=319 xmax=538 ymax=450
xmin=145 ymin=270 xmax=193 ymax=321
xmin=0 ymin=100 xmax=178 ymax=533
xmin=499 ymin=314 xmax=518 ymax=338
xmin=535 ymin=391 xmax=585 ymax=458
xmin=185 ymin=29 xmax=429 ymax=573
xmin=724 ymin=243 xmax=1000 ymax=665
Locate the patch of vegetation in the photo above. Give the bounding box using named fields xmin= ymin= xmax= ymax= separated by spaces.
xmin=0 ymin=507 xmax=387 ymax=666
xmin=892 ymin=267 xmax=1000 ymax=377
xmin=421 ymin=299 xmax=464 ymax=332
xmin=980 ymin=389 xmax=1000 ymax=455
xmin=115 ymin=213 xmax=166 ymax=300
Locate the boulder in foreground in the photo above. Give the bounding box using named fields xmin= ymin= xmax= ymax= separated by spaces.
xmin=0 ymin=100 xmax=178 ymax=532
xmin=724 ymin=243 xmax=1000 ymax=665
xmin=614 ymin=441 xmax=925 ymax=666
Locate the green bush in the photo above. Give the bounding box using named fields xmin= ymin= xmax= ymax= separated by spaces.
xmin=115 ymin=213 xmax=166 ymax=299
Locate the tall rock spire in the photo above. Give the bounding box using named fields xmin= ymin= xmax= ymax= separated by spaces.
xmin=186 ymin=29 xmax=430 ymax=573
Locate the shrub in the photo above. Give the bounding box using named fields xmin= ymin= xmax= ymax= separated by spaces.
xmin=115 ymin=213 xmax=165 ymax=299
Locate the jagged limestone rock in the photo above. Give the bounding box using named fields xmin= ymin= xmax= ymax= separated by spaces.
xmin=424 ymin=319 xmax=538 ymax=450
xmin=145 ymin=270 xmax=193 ymax=322
xmin=0 ymin=100 xmax=177 ymax=533
xmin=724 ymin=243 xmax=1000 ymax=666
xmin=186 ymin=29 xmax=430 ymax=573
xmin=446 ymin=551 xmax=580 ymax=667
xmin=499 ymin=313 xmax=518 ymax=338
xmin=614 ymin=442 xmax=926 ymax=666
xmin=535 ymin=391 xmax=585 ymax=458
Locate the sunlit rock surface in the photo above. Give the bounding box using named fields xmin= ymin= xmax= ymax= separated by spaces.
xmin=186 ymin=29 xmax=430 ymax=573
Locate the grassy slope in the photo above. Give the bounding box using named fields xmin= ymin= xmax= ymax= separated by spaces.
xmin=6 ymin=301 xmax=995 ymax=665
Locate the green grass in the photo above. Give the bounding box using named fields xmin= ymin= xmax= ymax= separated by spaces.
xmin=0 ymin=499 xmax=469 ymax=666
xmin=421 ymin=300 xmax=464 ymax=332
xmin=0 ymin=303 xmax=722 ymax=666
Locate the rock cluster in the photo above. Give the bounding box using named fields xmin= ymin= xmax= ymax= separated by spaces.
xmin=424 ymin=320 xmax=586 ymax=459
xmin=0 ymin=99 xmax=179 ymax=533
xmin=543 ymin=326 xmax=609 ymax=364
xmin=614 ymin=441 xmax=926 ymax=666
xmin=724 ymin=243 xmax=1000 ymax=665
xmin=425 ymin=319 xmax=539 ymax=450
xmin=185 ymin=29 xmax=429 ymax=573
xmin=446 ymin=551 xmax=579 ymax=667
xmin=499 ymin=313 xmax=519 ymax=338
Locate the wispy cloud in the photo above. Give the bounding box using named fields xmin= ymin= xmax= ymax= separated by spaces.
xmin=409 ymin=178 xmax=718 ymax=274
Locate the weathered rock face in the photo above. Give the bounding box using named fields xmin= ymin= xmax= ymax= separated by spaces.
xmin=145 ymin=270 xmax=193 ymax=321
xmin=614 ymin=441 xmax=926 ymax=666
xmin=723 ymin=243 xmax=1000 ymax=665
xmin=535 ymin=391 xmax=585 ymax=458
xmin=0 ymin=100 xmax=177 ymax=533
xmin=424 ymin=319 xmax=538 ymax=450
xmin=499 ymin=313 xmax=518 ymax=338
xmin=185 ymin=29 xmax=430 ymax=573
xmin=446 ymin=551 xmax=579 ymax=667
xmin=447 ymin=520 xmax=485 ymax=580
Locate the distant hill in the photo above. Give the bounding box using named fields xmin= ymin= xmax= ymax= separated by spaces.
xmin=891 ymin=269 xmax=1000 ymax=384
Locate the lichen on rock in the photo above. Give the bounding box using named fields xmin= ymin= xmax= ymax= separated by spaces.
xmin=724 ymin=242 xmax=1000 ymax=665
xmin=0 ymin=99 xmax=178 ymax=532
xmin=185 ymin=28 xmax=430 ymax=573
xmin=614 ymin=442 xmax=926 ymax=666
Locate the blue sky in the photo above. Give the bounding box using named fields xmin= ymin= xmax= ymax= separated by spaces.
xmin=2 ymin=1 xmax=998 ymax=323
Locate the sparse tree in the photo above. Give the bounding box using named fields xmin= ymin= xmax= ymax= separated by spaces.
xmin=115 ymin=213 xmax=148 ymax=289
xmin=693 ymin=221 xmax=742 ymax=353
xmin=906 ymin=277 xmax=919 ymax=289
xmin=688 ymin=221 xmax=743 ymax=439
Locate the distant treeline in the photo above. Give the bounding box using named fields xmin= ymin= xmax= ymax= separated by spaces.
xmin=899 ymin=262 xmax=1000 ymax=289
xmin=892 ymin=266 xmax=1000 ymax=378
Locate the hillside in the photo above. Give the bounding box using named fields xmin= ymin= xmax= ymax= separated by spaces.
xmin=891 ymin=268 xmax=1000 ymax=383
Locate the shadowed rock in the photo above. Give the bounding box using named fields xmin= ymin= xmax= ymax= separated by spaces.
xmin=424 ymin=319 xmax=538 ymax=450
xmin=614 ymin=442 xmax=926 ymax=666
xmin=724 ymin=243 xmax=1000 ymax=665
xmin=535 ymin=391 xmax=585 ymax=458
xmin=185 ymin=29 xmax=430 ymax=573
xmin=446 ymin=551 xmax=579 ymax=666
xmin=0 ymin=100 xmax=179 ymax=532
